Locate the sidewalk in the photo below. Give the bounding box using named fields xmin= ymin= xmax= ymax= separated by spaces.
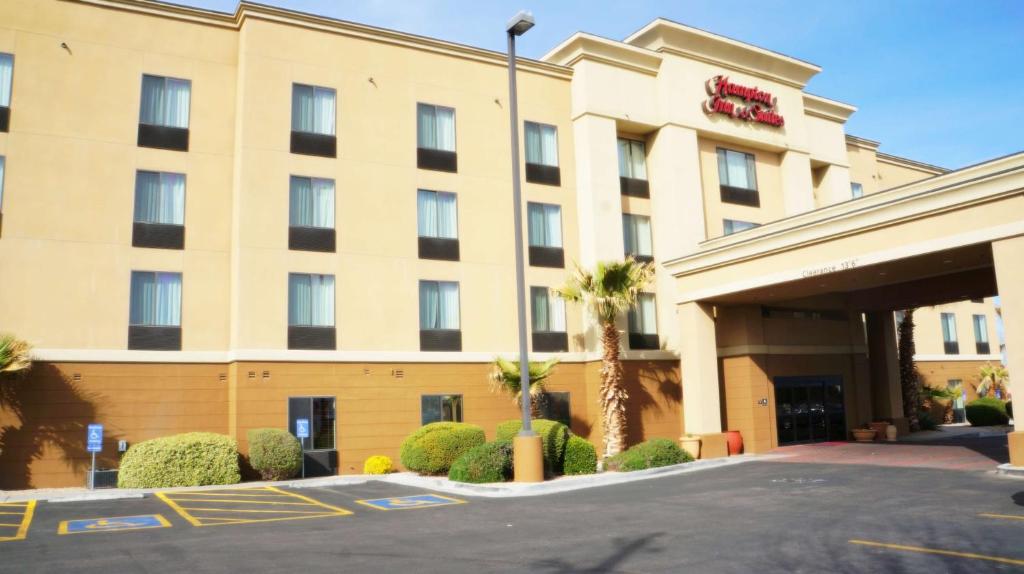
xmin=0 ymin=455 xmax=758 ymax=503
xmin=899 ymin=424 xmax=1012 ymax=443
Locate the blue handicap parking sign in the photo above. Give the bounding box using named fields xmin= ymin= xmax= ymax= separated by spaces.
xmin=59 ymin=514 xmax=170 ymax=535
xmin=296 ymin=418 xmax=310 ymax=439
xmin=86 ymin=424 xmax=103 ymax=453
xmin=357 ymin=494 xmax=465 ymax=511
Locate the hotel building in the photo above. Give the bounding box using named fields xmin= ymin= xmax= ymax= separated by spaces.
xmin=0 ymin=0 xmax=1019 ymax=488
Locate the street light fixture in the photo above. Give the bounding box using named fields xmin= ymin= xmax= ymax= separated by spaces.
xmin=505 ymin=9 xmax=544 ymax=483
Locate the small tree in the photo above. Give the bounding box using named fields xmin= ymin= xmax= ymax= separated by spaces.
xmin=490 ymin=357 xmax=558 ymax=417
xmin=976 ymin=362 xmax=1010 ymax=399
xmin=0 ymin=334 xmax=32 ymax=376
xmin=897 ymin=310 xmax=921 ymax=432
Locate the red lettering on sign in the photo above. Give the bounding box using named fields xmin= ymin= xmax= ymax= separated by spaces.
xmin=702 ymin=75 xmax=784 ymax=127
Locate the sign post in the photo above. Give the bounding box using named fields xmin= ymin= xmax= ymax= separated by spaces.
xmin=86 ymin=423 xmax=103 ymax=490
xmin=295 ymin=418 xmax=310 ymax=479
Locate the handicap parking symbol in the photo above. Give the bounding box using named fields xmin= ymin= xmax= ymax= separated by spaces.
xmin=59 ymin=514 xmax=171 ymax=535
xmin=356 ymin=494 xmax=465 ymax=511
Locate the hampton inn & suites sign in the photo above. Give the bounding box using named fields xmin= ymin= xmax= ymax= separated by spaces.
xmin=702 ymin=75 xmax=785 ymax=127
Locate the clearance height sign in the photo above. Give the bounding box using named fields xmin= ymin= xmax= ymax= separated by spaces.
xmin=702 ymin=75 xmax=785 ymax=127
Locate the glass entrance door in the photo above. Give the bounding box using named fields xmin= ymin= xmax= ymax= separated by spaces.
xmin=288 ymin=396 xmax=337 ymax=477
xmin=774 ymin=377 xmax=845 ymax=446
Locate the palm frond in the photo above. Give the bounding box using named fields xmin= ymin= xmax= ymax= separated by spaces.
xmin=556 ymin=258 xmax=654 ymax=325
xmin=0 ymin=334 xmax=32 ymax=374
xmin=489 ymin=357 xmax=558 ymax=402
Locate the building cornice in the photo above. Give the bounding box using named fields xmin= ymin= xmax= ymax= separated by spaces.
xmin=845 ymin=134 xmax=881 ymax=151
xmin=65 ymin=0 xmax=573 ymax=80
xmin=876 ymin=152 xmax=949 ymax=175
xmin=802 ymin=93 xmax=857 ymax=123
xmin=542 ymin=33 xmax=663 ymax=76
xmin=624 ymin=18 xmax=821 ymax=88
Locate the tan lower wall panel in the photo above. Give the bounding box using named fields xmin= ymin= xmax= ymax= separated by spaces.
xmin=917 ymin=360 xmax=989 ymax=403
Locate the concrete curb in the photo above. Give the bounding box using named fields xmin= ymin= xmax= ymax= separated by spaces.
xmin=0 ymin=455 xmax=757 ymax=502
xmin=995 ymin=463 xmax=1024 ymax=479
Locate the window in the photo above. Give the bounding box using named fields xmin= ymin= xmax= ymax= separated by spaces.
xmin=851 ymin=182 xmax=864 ymax=199
xmin=133 ymin=171 xmax=185 ymax=249
xmin=531 ymin=287 xmax=567 ymax=352
xmin=538 ymin=392 xmax=571 ymax=427
xmin=717 ymin=148 xmax=759 ymax=206
xmin=288 ymin=177 xmax=335 ymax=252
xmin=0 ymin=53 xmax=12 ymax=132
xmin=525 ymin=121 xmax=560 ymax=185
xmin=941 ymin=312 xmax=959 ymax=354
xmin=618 ymin=138 xmax=649 ymax=197
xmin=138 ymin=74 xmax=191 ymax=150
xmin=134 ymin=171 xmax=184 ymax=225
xmin=419 ymin=280 xmax=461 ymax=351
xmin=973 ymin=314 xmax=990 ymax=354
xmin=528 ymin=202 xmax=564 ymax=268
xmin=416 ymin=103 xmax=457 ymax=171
xmin=292 ymin=84 xmax=336 ymax=135
xmin=947 ymin=380 xmax=966 ymax=423
xmin=421 ymin=394 xmax=463 ymax=425
xmin=622 ymin=214 xmax=653 ymax=261
xmin=628 ymin=293 xmax=659 ymax=350
xmin=291 ymin=84 xmax=336 ymax=157
xmin=289 ymin=397 xmax=336 ymax=451
xmin=140 ymin=75 xmax=190 ymax=128
xmin=417 ymin=190 xmax=458 ymax=239
xmin=288 ymin=274 xmax=335 ymax=327
xmin=128 ymin=271 xmax=182 ymax=350
xmin=723 ymin=219 xmax=759 ymax=235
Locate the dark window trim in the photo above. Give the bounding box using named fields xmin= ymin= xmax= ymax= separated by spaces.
xmin=532 ymin=331 xmax=568 ymax=352
xmin=420 ymin=329 xmax=462 ymax=351
xmin=287 ymin=325 xmax=336 ymax=350
xmin=128 ymin=325 xmax=182 ymax=351
xmin=132 ymin=222 xmax=184 ymax=250
xmin=529 ymin=245 xmax=564 ymax=268
xmin=525 ymin=163 xmax=561 ymax=186
xmin=418 ymin=236 xmax=460 ymax=261
xmin=137 ymin=124 xmax=189 ymax=152
xmin=289 ymin=226 xmax=336 ymax=253
xmin=290 ymin=131 xmax=336 ymax=158
xmin=631 ymin=254 xmax=654 ymax=264
xmin=943 ymin=341 xmax=960 ymax=355
xmin=719 ymin=185 xmax=760 ymax=207
xmin=628 ymin=332 xmax=660 ymax=350
xmin=0 ymin=106 xmax=9 ymax=132
xmin=417 ymin=148 xmax=457 ymax=172
xmin=620 ymin=176 xmax=649 ymax=198
xmin=976 ymin=342 xmax=991 ymax=355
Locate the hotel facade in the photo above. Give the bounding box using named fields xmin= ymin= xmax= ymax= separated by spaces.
xmin=0 ymin=0 xmax=1019 ymax=488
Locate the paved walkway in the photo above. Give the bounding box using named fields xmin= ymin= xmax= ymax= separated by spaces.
xmin=767 ymin=435 xmax=1009 ymax=471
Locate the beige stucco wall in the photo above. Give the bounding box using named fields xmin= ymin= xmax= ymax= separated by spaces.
xmin=698 ymin=137 xmax=784 ymax=237
xmin=912 ymin=298 xmax=1001 ymax=359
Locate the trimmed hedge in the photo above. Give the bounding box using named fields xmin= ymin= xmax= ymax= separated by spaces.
xmin=118 ymin=432 xmax=241 ymax=488
xmin=605 ymin=438 xmax=693 ymax=472
xmin=363 ymin=455 xmax=394 ymax=475
xmin=247 ymin=428 xmax=302 ymax=481
xmin=495 ymin=419 xmax=570 ymax=474
xmin=563 ymin=435 xmax=597 ymax=475
xmin=965 ymin=397 xmax=1009 ymax=427
xmin=399 ymin=422 xmax=486 ymax=475
xmin=448 ymin=440 xmax=513 ymax=483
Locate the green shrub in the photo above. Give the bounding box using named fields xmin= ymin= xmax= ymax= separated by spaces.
xmin=363 ymin=455 xmax=394 ymax=475
xmin=246 ymin=428 xmax=302 ymax=481
xmin=605 ymin=438 xmax=693 ymax=472
xmin=448 ymin=440 xmax=513 ymax=483
xmin=917 ymin=410 xmax=938 ymax=431
xmin=563 ymin=435 xmax=597 ymax=475
xmin=399 ymin=422 xmax=486 ymax=475
xmin=495 ymin=419 xmax=570 ymax=474
xmin=118 ymin=432 xmax=241 ymax=488
xmin=965 ymin=397 xmax=1009 ymax=427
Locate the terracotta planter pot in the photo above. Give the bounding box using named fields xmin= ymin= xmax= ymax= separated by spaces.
xmin=726 ymin=430 xmax=743 ymax=455
xmin=868 ymin=421 xmax=888 ymax=441
xmin=852 ymin=428 xmax=876 ymax=443
xmin=680 ymin=437 xmax=701 ymax=459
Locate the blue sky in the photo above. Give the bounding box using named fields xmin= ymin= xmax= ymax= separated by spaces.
xmin=176 ymin=0 xmax=1023 ymax=169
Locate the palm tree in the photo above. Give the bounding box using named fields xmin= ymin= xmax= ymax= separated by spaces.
xmin=490 ymin=357 xmax=559 ymax=416
xmin=556 ymin=258 xmax=654 ymax=458
xmin=0 ymin=334 xmax=31 ymax=376
xmin=977 ymin=362 xmax=1010 ymax=399
xmin=897 ymin=309 xmax=921 ymax=432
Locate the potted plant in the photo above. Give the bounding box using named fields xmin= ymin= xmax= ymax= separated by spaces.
xmin=679 ymin=433 xmax=701 ymax=459
xmin=852 ymin=426 xmax=876 ymax=443
xmin=868 ymin=421 xmax=888 ymax=441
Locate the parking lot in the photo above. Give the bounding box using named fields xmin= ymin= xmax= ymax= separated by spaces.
xmin=1 ymin=459 xmax=1022 ymax=573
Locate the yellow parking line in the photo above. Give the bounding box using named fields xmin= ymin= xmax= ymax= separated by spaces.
xmin=0 ymin=500 xmax=35 ymax=543
xmin=162 ymin=497 xmax=320 ymax=506
xmin=178 ymin=507 xmax=333 ymax=514
xmin=849 ymin=540 xmax=1024 ymax=566
xmin=978 ymin=513 xmax=1024 ymax=521
xmin=156 ymin=486 xmax=351 ymax=528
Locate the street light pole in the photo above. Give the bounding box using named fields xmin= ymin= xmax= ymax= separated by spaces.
xmin=506 ymin=10 xmax=544 ymax=483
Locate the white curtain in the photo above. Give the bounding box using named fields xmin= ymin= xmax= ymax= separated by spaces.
xmin=129 ymin=272 xmax=155 ymax=325
xmin=623 ymin=214 xmax=652 ymax=257
xmin=290 ymin=177 xmax=334 ymax=228
xmin=165 ymin=78 xmax=190 ymax=128
xmin=289 ymin=274 xmax=310 ymax=326
xmin=525 ymin=122 xmax=541 ymax=165
xmin=640 ymin=294 xmax=657 ymax=334
xmin=140 ymin=76 xmax=190 ymax=128
xmin=435 ymin=106 xmax=455 ymax=151
xmin=617 ymin=139 xmax=629 ymax=179
xmin=314 ymin=87 xmax=336 ymax=135
xmin=292 ymin=84 xmax=314 ymax=133
xmin=135 ymin=172 xmax=184 ymax=225
xmin=718 ymin=149 xmax=756 ymax=190
xmin=0 ymin=53 xmax=12 ymax=107
xmin=289 ymin=274 xmax=334 ymax=326
xmin=439 ymin=281 xmax=459 ymax=329
xmin=418 ymin=104 xmax=455 ymax=151
xmin=528 ymin=203 xmax=561 ymax=247
xmin=618 ymin=139 xmax=646 ymax=179
xmin=139 ymin=75 xmax=165 ymax=125
xmin=525 ymin=122 xmax=557 ymax=166
xmin=419 ymin=281 xmax=438 ymax=329
xmin=130 ymin=272 xmax=181 ymax=326
xmin=292 ymin=85 xmax=335 ymax=135
xmin=974 ymin=315 xmax=988 ymax=344
xmin=155 ymin=273 xmax=182 ymax=326
xmin=418 ymin=190 xmax=457 ymax=239
xmin=942 ymin=314 xmax=957 ymax=343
